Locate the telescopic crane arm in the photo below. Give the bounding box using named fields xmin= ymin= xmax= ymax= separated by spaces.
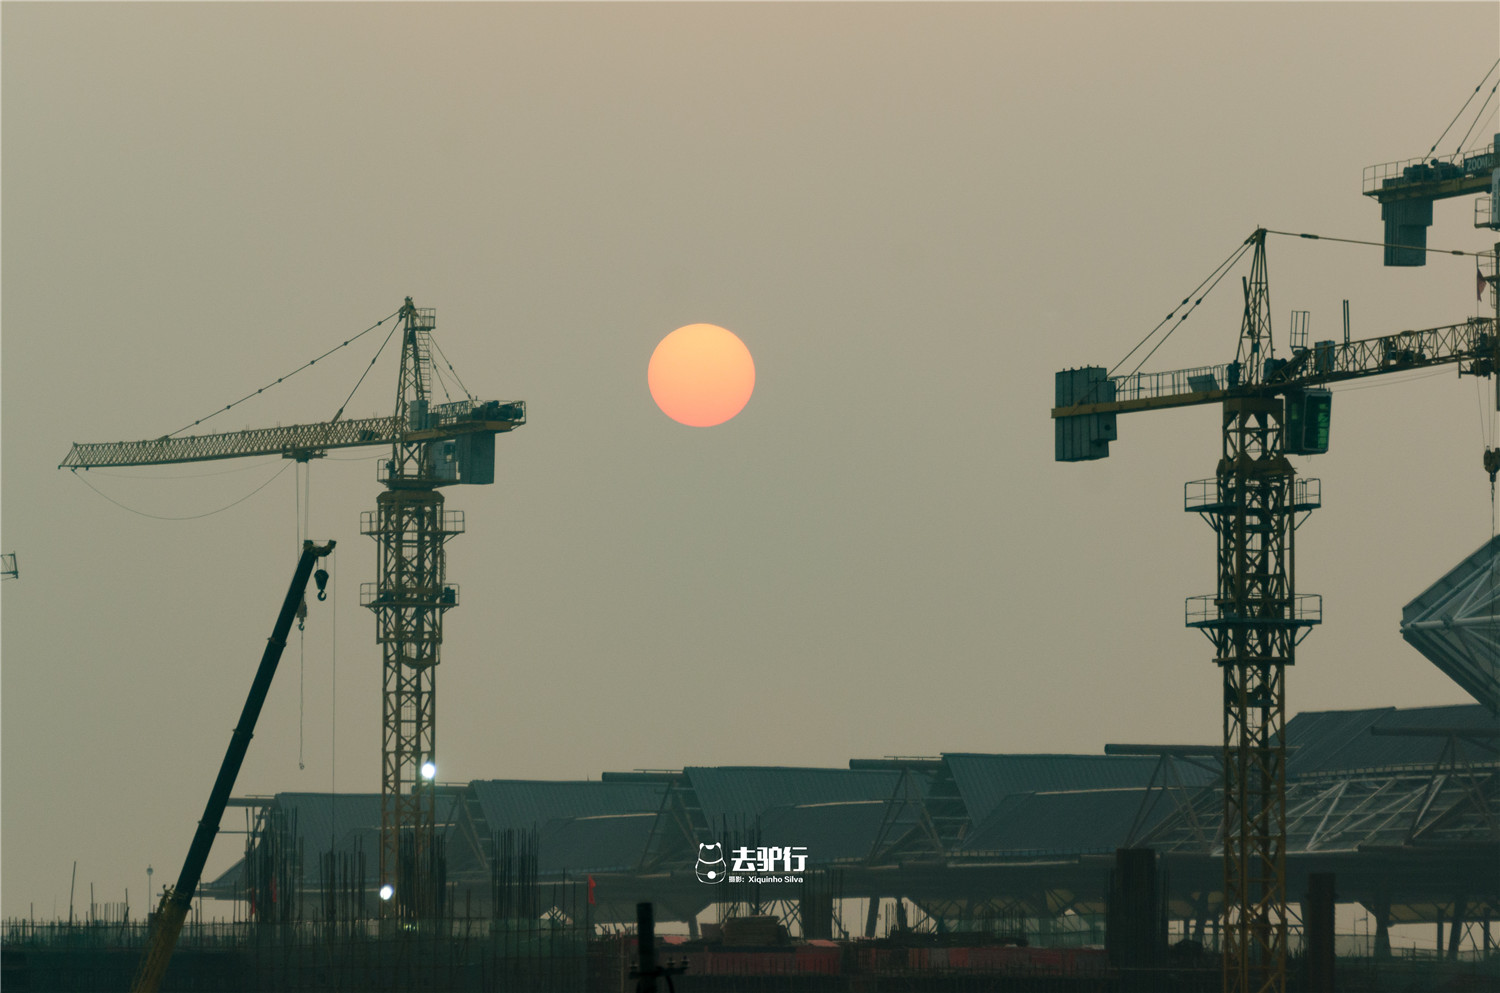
xmin=130 ymin=539 xmax=335 ymax=993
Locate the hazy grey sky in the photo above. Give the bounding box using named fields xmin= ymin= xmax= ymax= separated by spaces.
xmin=3 ymin=2 xmax=1497 ymax=919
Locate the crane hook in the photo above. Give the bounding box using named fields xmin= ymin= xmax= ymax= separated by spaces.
xmin=314 ymin=567 xmax=330 ymax=601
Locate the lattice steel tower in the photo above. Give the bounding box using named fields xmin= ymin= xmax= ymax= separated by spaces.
xmin=362 ymin=300 xmax=462 ymax=920
xmin=1183 ymin=234 xmax=1320 ymax=993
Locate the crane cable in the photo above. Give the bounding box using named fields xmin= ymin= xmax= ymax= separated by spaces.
xmin=329 ymin=546 xmax=337 ymax=852
xmin=331 ymin=314 xmax=404 ymax=424
xmin=1454 ymin=79 xmax=1500 ymax=158
xmin=168 ymin=306 xmax=403 ymax=439
xmin=1263 ymin=229 xmax=1488 ymax=258
xmin=1425 ymin=57 xmax=1500 ymax=159
xmin=1107 ymin=237 xmax=1256 ymax=381
xmin=294 ymin=462 xmax=312 ymax=772
xmin=428 ymin=331 xmax=474 ymax=403
xmin=69 ymin=461 xmax=291 ymax=520
xmin=1119 ymin=239 xmax=1256 ymax=382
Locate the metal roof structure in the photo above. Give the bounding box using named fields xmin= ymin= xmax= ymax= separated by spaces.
xmin=1282 ymin=705 xmax=1500 ymax=778
xmin=1402 ymin=534 xmax=1500 ymax=713
xmin=1144 ymin=706 xmax=1500 ymax=867
xmin=960 ymin=788 xmax=1178 ymax=857
xmin=682 ymin=767 xmax=911 ymax=830
xmin=467 ymin=779 xmax=666 ymax=835
xmin=535 ymin=813 xmax=659 ymax=874
xmin=201 ymin=704 xmax=1496 ymax=934
xmin=757 ymin=798 xmax=925 ymax=863
xmin=942 ymin=753 xmax=1199 ymax=826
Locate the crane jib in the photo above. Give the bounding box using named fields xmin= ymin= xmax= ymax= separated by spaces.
xmin=1052 ymin=317 xmax=1496 ymax=422
xmin=59 ymin=404 xmax=526 ymax=469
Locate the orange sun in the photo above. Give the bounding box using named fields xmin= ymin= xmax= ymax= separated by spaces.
xmin=648 ymin=323 xmax=755 ymax=427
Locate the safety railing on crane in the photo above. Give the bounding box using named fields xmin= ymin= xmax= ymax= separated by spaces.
xmin=358 ymin=510 xmax=466 ymax=535
xmin=1109 ymin=363 xmax=1233 ymax=403
xmin=1362 ymin=142 xmax=1497 ymax=195
xmin=1475 ymin=195 xmax=1498 ymax=230
xmin=1183 ymin=478 xmax=1322 ymax=514
xmin=359 ymin=583 xmax=460 ymax=608
xmin=1185 ymin=593 xmax=1322 ymax=630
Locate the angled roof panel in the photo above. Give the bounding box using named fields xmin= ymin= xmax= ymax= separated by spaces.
xmin=1284 ymin=705 xmax=1500 ymax=778
xmin=683 ymin=767 xmax=909 ymax=830
xmin=755 ymin=798 xmax=923 ymax=863
xmin=469 ymin=780 xmax=667 ymax=835
xmin=942 ymin=754 xmax=1208 ymax=825
xmin=1402 ymin=534 xmax=1500 ymax=713
xmin=537 ymin=813 xmax=659 ymax=873
xmin=960 ymin=788 xmax=1169 ymax=856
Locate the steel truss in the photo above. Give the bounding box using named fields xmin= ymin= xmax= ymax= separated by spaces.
xmin=1181 ymin=233 xmax=1321 ymax=993
xmin=1186 ymin=394 xmax=1316 ymax=993
xmin=363 ymin=302 xmax=464 ymax=920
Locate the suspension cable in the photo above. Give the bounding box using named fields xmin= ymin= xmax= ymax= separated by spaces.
xmin=1107 ymin=236 xmax=1256 ymax=379
xmin=1426 ymin=57 xmax=1499 ymax=158
xmin=428 ymin=331 xmax=474 ymax=402
xmin=69 ymin=461 xmax=291 ymax=520
xmin=331 ymin=314 xmax=404 ymax=423
xmin=1263 ymin=229 xmax=1487 ymax=258
xmin=169 ymin=307 xmax=403 ymax=438
xmin=330 ymin=546 xmax=337 ymax=848
xmin=1453 ymin=79 xmax=1500 ymax=157
xmin=1119 ymin=239 xmax=1255 ymax=381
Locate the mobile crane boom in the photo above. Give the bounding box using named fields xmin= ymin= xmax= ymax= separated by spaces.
xmin=131 ymin=539 xmax=334 ymax=993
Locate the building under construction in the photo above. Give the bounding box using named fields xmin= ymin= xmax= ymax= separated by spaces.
xmin=214 ymin=702 xmax=1500 ymax=947
xmin=5 ymin=700 xmax=1495 ymax=992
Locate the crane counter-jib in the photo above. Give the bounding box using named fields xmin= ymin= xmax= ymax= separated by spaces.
xmin=58 ymin=403 xmax=526 ymax=469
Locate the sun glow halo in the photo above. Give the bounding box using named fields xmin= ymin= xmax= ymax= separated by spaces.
xmin=648 ymin=324 xmax=755 ymax=427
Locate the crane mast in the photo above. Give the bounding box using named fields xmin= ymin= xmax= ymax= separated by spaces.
xmin=1053 ymin=228 xmax=1500 ymax=993
xmin=61 ymin=298 xmax=524 ymax=923
xmin=367 ymin=299 xmax=459 ymax=920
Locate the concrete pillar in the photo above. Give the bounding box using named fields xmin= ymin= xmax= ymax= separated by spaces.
xmin=1374 ymin=882 xmax=1392 ymax=961
xmin=1107 ymin=848 xmax=1162 ymax=971
xmin=1304 ymin=873 xmax=1335 ymax=993
xmin=801 ymin=892 xmax=833 ymax=940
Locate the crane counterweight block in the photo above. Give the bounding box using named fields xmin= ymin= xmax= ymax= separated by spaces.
xmin=1054 ymin=366 xmax=1117 ymax=461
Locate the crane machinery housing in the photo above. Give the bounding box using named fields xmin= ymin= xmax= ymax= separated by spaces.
xmin=1052 ymin=137 xmax=1500 ymax=993
xmin=61 ymin=298 xmax=525 ymax=922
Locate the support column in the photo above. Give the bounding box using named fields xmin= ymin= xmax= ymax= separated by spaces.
xmin=1448 ymin=898 xmax=1466 ymax=961
xmin=1374 ymin=883 xmax=1392 ymax=961
xmin=1303 ymin=874 xmax=1335 ymax=993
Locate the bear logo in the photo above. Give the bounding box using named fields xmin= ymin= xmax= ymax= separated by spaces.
xmin=695 ymin=842 xmax=727 ymax=884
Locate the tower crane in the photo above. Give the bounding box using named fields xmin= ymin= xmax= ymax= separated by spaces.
xmin=1052 ymin=226 xmax=1499 ymax=993
xmin=60 ymin=298 xmax=525 ymax=920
